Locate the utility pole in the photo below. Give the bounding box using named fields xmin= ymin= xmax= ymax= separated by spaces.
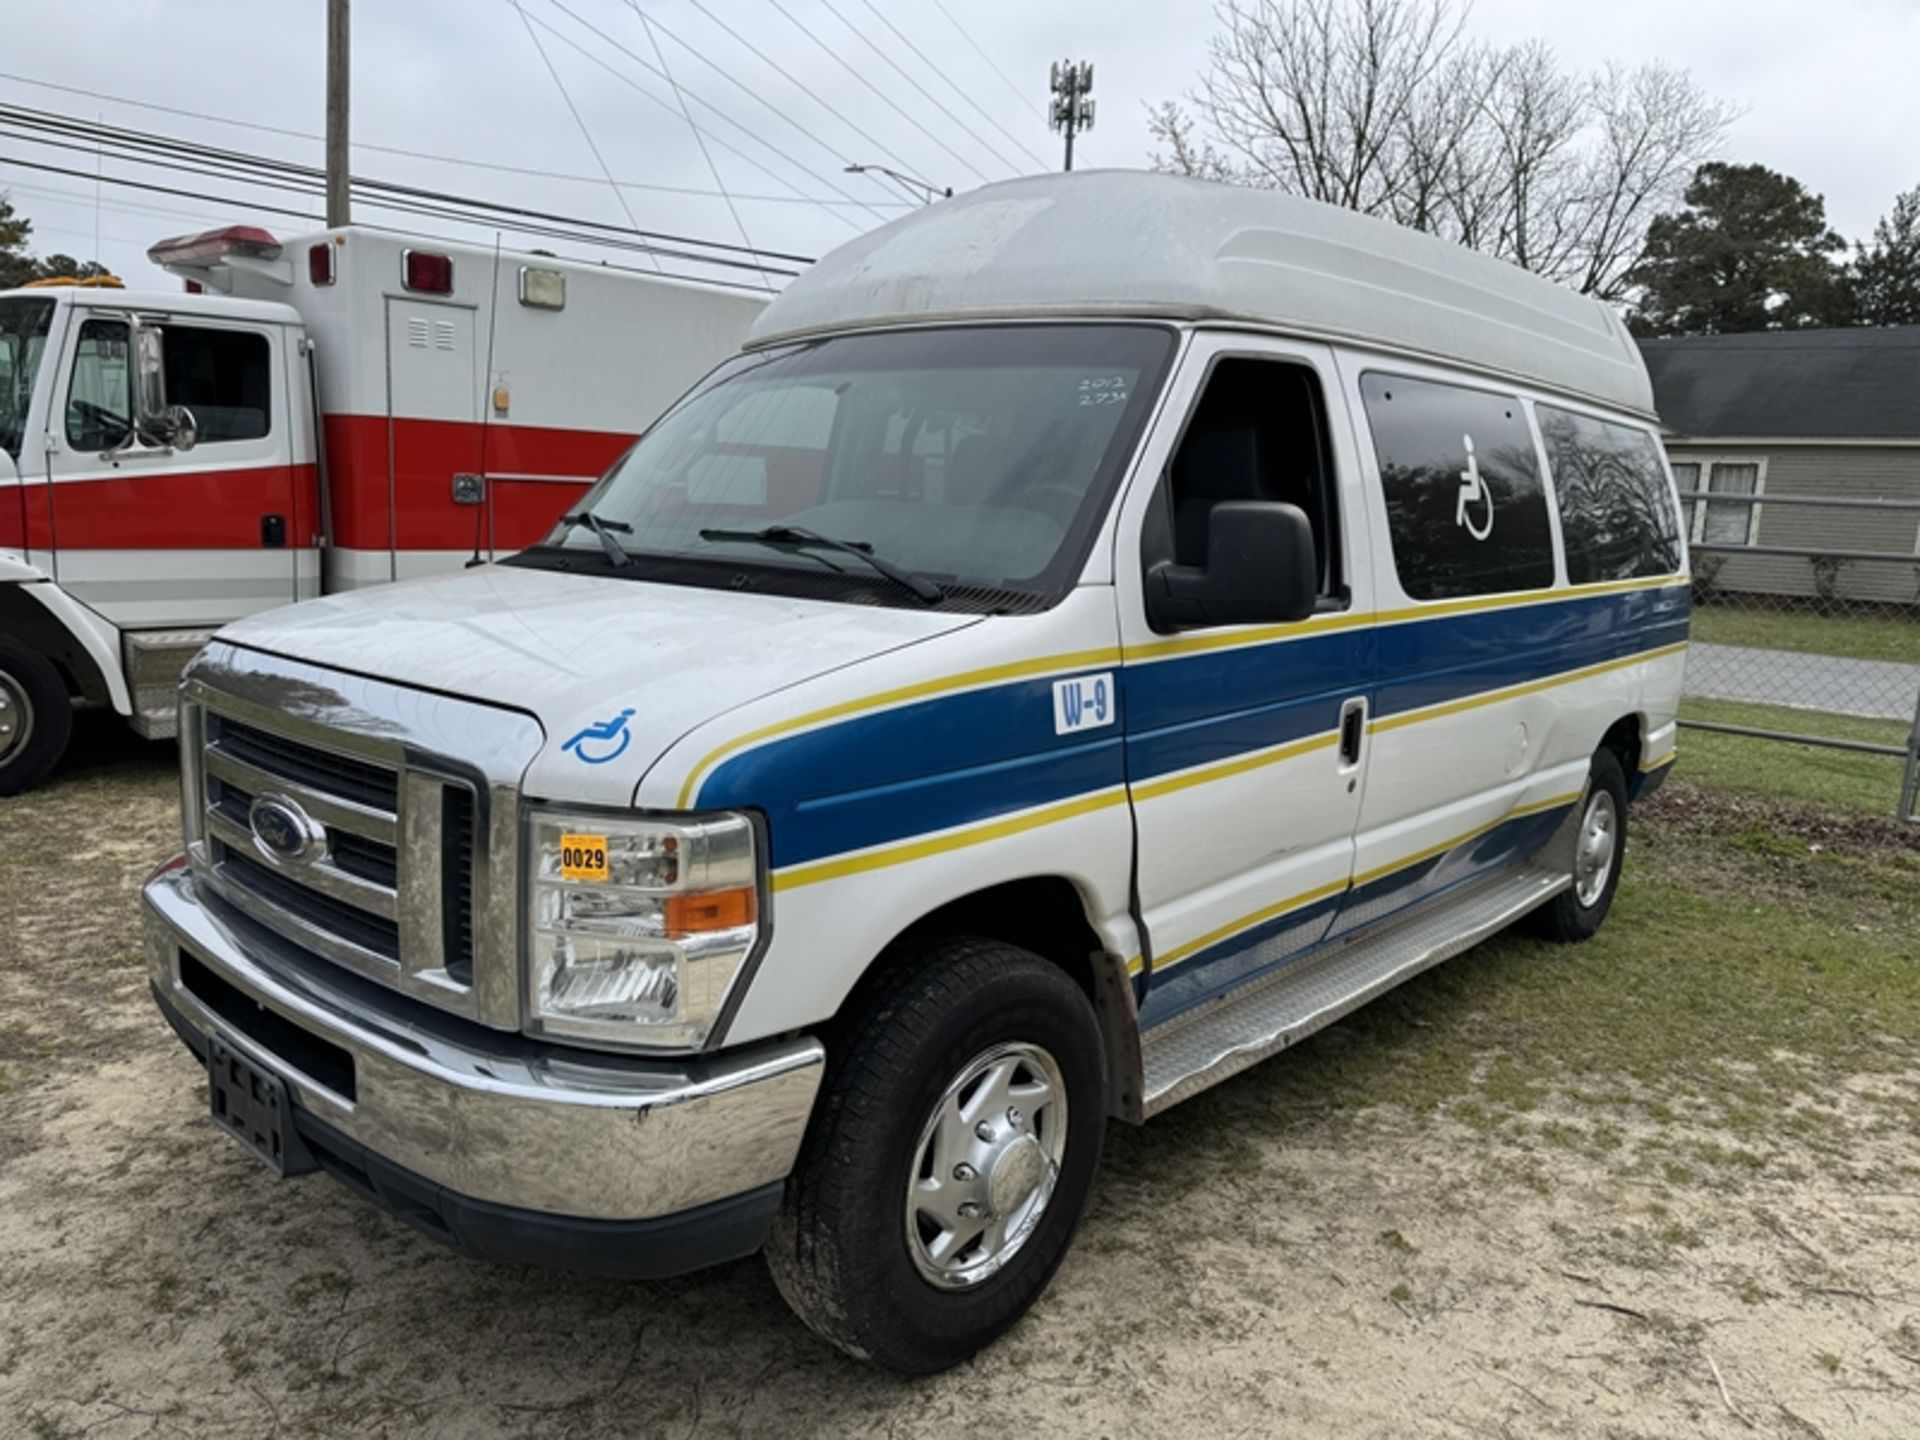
xmin=1049 ymin=61 xmax=1095 ymax=172
xmin=325 ymin=0 xmax=350 ymax=226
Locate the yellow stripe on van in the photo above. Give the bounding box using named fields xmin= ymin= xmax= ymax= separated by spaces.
xmin=676 ymin=645 xmax=1124 ymax=807
xmin=1349 ymin=790 xmax=1582 ymax=889
xmin=770 ymin=786 xmax=1130 ymax=891
xmin=1130 ymin=730 xmax=1341 ymax=803
xmin=1154 ymin=877 xmax=1352 ymax=971
xmin=1368 ymin=642 xmax=1690 ymax=737
xmin=1126 ymin=574 xmax=1688 ymax=664
xmin=1152 ymin=788 xmax=1583 ymax=975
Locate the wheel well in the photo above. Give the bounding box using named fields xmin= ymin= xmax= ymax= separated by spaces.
xmin=0 ymin=586 xmax=112 ymax=705
xmin=1599 ymin=714 xmax=1642 ymax=780
xmin=845 ymin=877 xmax=1144 ymax=1123
xmin=895 ymin=877 xmax=1105 ymax=998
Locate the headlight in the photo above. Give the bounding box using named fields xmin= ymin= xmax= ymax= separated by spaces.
xmin=526 ymin=809 xmax=762 ymax=1051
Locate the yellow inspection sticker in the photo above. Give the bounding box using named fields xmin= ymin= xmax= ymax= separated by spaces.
xmin=559 ymin=833 xmax=609 ymax=882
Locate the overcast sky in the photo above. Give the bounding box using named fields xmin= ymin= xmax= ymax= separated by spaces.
xmin=2 ymin=0 xmax=1916 ymax=292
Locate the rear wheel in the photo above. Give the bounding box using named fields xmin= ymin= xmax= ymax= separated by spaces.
xmin=1531 ymin=748 xmax=1628 ymax=943
xmin=765 ymin=937 xmax=1106 ymax=1374
xmin=0 ymin=638 xmax=72 ymax=797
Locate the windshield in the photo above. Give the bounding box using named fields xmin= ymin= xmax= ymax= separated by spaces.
xmin=524 ymin=324 xmax=1176 ymax=607
xmin=0 ymin=298 xmax=55 ymax=461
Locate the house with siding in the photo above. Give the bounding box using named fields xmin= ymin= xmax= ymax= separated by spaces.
xmin=1637 ymin=327 xmax=1920 ymax=606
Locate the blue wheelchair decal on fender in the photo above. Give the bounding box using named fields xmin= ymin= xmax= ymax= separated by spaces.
xmin=563 ymin=709 xmax=637 ymax=765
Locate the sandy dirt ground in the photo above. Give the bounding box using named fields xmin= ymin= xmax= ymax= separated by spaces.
xmin=3 ymin=714 xmax=1917 ymax=1439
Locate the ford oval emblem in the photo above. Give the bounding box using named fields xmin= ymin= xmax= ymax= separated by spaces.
xmin=249 ymin=793 xmax=324 ymax=866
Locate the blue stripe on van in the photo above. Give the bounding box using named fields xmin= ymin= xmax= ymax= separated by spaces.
xmin=1137 ymin=800 xmax=1574 ymax=1030
xmin=697 ymin=583 xmax=1686 ymax=872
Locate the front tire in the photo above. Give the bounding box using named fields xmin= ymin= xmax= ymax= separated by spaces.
xmin=765 ymin=937 xmax=1106 ymax=1374
xmin=1531 ymin=748 xmax=1629 ymax=943
xmin=0 ymin=638 xmax=73 ymax=797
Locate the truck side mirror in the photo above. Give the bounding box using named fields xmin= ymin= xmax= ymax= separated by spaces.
xmin=128 ymin=321 xmax=197 ymax=452
xmin=1146 ymin=500 xmax=1319 ymax=630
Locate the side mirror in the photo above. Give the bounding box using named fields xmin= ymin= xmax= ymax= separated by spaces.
xmin=165 ymin=404 xmax=198 ymax=452
xmin=1146 ymin=500 xmax=1318 ymax=630
xmin=127 ymin=321 xmax=196 ymax=451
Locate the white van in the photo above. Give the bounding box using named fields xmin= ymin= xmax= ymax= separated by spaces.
xmin=143 ymin=172 xmax=1688 ymax=1373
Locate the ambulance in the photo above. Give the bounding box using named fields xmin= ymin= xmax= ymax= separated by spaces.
xmin=142 ymin=172 xmax=1688 ymax=1373
xmin=0 ymin=226 xmax=766 ymax=792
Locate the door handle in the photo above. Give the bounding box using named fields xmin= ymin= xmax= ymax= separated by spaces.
xmin=1338 ymin=696 xmax=1367 ymax=768
xmin=261 ymin=514 xmax=287 ymax=548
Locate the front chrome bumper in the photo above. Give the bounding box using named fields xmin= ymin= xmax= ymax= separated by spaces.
xmin=143 ymin=856 xmax=824 ymax=1225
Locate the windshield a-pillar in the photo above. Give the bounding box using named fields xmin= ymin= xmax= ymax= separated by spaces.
xmin=0 ymin=298 xmax=56 ymax=461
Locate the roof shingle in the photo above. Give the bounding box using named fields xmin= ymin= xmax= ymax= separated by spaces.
xmin=1637 ymin=327 xmax=1920 ymax=440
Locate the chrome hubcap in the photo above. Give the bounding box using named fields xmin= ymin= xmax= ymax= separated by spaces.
xmin=0 ymin=673 xmax=30 ymax=764
xmin=1574 ymin=789 xmax=1618 ymax=907
xmin=906 ymin=1041 xmax=1067 ymax=1291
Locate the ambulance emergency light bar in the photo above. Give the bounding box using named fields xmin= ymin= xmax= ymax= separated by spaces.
xmin=146 ymin=226 xmax=283 ymax=269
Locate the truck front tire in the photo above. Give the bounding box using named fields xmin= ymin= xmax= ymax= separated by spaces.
xmin=0 ymin=638 xmax=72 ymax=796
xmin=765 ymin=937 xmax=1107 ymax=1374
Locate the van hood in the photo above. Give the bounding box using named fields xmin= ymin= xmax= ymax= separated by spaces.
xmin=217 ymin=564 xmax=981 ymax=803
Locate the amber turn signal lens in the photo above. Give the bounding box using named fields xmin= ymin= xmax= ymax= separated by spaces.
xmin=664 ymin=886 xmax=757 ymax=934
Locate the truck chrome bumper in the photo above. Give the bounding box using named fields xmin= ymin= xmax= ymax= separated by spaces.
xmin=143 ymin=856 xmax=823 ymax=1228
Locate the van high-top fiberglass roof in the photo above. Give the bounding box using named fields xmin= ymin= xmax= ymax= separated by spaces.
xmin=746 ymin=170 xmax=1653 ymax=419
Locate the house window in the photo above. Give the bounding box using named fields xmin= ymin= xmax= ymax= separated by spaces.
xmin=1690 ymin=460 xmax=1764 ymax=547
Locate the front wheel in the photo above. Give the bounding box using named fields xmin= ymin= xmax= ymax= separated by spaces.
xmin=1531 ymin=748 xmax=1629 ymax=943
xmin=765 ymin=937 xmax=1106 ymax=1374
xmin=0 ymin=638 xmax=73 ymax=797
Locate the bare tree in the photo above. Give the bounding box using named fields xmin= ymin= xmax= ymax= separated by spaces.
xmin=1148 ymin=0 xmax=1736 ymax=298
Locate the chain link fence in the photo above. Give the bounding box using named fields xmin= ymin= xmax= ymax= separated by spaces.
xmin=1677 ymin=488 xmax=1920 ymax=823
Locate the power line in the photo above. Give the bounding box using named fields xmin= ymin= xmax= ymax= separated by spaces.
xmin=625 ymin=2 xmax=770 ymax=290
xmin=812 ymin=0 xmax=1031 ymax=175
xmin=0 ymin=153 xmax=794 ymax=292
xmin=0 ymin=67 xmax=910 ymax=211
xmin=851 ymin=0 xmax=1048 ymax=171
xmin=510 ymin=0 xmax=663 ymax=272
xmin=668 ymin=0 xmax=930 ymax=204
xmin=0 ymin=105 xmax=815 ymax=264
xmin=926 ymin=0 xmax=1046 ymax=121
xmin=758 ymin=0 xmax=1001 ymax=186
xmin=519 ymin=3 xmax=887 ymax=228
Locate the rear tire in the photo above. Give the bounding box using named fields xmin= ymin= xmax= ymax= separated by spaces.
xmin=765 ymin=937 xmax=1106 ymax=1375
xmin=0 ymin=638 xmax=72 ymax=797
xmin=1530 ymin=748 xmax=1628 ymax=943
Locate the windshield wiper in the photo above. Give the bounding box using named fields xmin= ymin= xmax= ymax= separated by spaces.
xmin=699 ymin=525 xmax=945 ymax=604
xmin=559 ymin=510 xmax=633 ymax=568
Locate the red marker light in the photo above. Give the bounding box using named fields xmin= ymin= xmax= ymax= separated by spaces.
xmin=403 ymin=250 xmax=453 ymax=294
xmin=309 ymin=243 xmax=335 ymax=286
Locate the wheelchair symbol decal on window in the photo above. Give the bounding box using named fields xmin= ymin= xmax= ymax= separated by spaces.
xmin=1456 ymin=433 xmax=1495 ymax=541
xmin=562 ymin=708 xmax=636 ymax=765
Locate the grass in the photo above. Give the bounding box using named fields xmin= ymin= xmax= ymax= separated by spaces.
xmin=1692 ymin=601 xmax=1920 ymax=664
xmin=1678 ymin=697 xmax=1911 ymax=815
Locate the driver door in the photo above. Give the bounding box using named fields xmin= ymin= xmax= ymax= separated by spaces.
xmin=46 ymin=311 xmax=300 ymax=626
xmin=1115 ymin=334 xmax=1378 ymax=1027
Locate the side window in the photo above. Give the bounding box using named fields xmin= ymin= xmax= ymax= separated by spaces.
xmin=1155 ymin=357 xmax=1343 ymax=603
xmin=1359 ymin=373 xmax=1554 ymax=601
xmin=65 ymin=318 xmax=133 ymax=451
xmin=161 ymin=326 xmax=271 ymax=443
xmin=1536 ymin=406 xmax=1683 ymax=584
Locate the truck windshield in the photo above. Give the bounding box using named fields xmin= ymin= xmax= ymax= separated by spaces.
xmin=0 ymin=298 xmax=55 ymax=461
xmin=528 ymin=324 xmax=1175 ymax=606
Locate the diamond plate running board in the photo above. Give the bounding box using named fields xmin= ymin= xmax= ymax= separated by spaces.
xmin=1140 ymin=863 xmax=1571 ymax=1116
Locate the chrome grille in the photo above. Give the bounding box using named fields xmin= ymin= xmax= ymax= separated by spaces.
xmin=180 ymin=641 xmax=541 ymax=1030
